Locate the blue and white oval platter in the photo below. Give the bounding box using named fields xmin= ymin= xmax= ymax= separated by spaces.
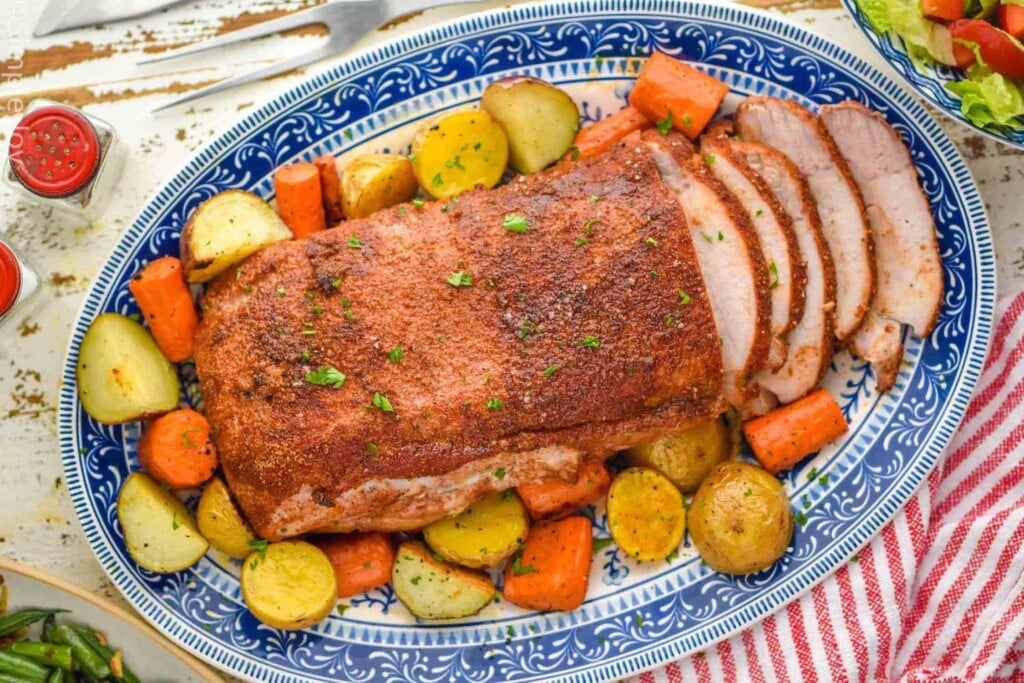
xmin=841 ymin=0 xmax=1024 ymax=149
xmin=58 ymin=1 xmax=995 ymax=681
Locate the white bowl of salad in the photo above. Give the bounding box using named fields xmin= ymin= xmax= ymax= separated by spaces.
xmin=843 ymin=0 xmax=1024 ymax=147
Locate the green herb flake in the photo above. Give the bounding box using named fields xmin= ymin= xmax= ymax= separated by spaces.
xmin=769 ymin=261 xmax=779 ymax=290
xmin=574 ymin=237 xmax=590 ymax=247
xmin=172 ymin=513 xmax=180 ymax=530
xmin=510 ymin=547 xmax=537 ymax=576
xmin=343 ymin=129 xmax=353 ymax=140
xmin=432 ymin=172 xmax=444 ymax=187
xmin=493 ymin=467 xmax=507 ymax=479
xmin=412 ymin=198 xmax=425 ymax=208
xmin=701 ymin=231 xmax=714 ymax=243
xmin=580 ymin=335 xmax=601 ymax=349
xmin=656 ymin=109 xmax=674 ymax=135
xmin=644 ymin=237 xmax=659 ymax=248
xmin=337 ymin=604 xmax=350 ymax=616
xmin=411 ymin=576 xmax=422 ymax=586
xmin=276 ymin=286 xmax=286 ymax=295
xmin=592 ymin=537 xmax=614 ymax=553
xmin=755 ymin=209 xmax=764 ymax=218
xmin=306 ymin=366 xmax=346 ymax=389
xmin=590 ymin=194 xmax=600 ymax=204
xmin=635 ymin=614 xmax=645 ymax=629
xmin=347 ymin=235 xmax=361 ymax=248
xmin=704 ymin=153 xmax=716 ymax=166
xmin=678 ymin=290 xmax=692 ymax=306
xmin=397 ymin=206 xmax=406 ymax=216
xmin=665 ymin=548 xmax=680 ymax=564
xmin=371 ymin=392 xmax=394 ymax=413
xmin=332 ymin=278 xmax=342 ymax=289
xmin=795 ymin=510 xmax=808 ymax=527
xmin=387 ymin=347 xmax=405 ymax=363
xmin=487 ymin=398 xmax=504 ymax=411
xmin=407 ymin=153 xmax=417 ymax=162
xmin=682 ymin=113 xmax=693 ymax=128
xmin=446 ymin=271 xmax=472 ymax=288
xmin=806 ymin=467 xmax=818 ymax=481
xmin=503 ymin=214 xmax=530 ymax=233
xmin=444 ymin=155 xmax=467 ymax=171
xmin=543 ymin=364 xmax=559 ymax=378
xmin=819 ymin=473 xmax=830 ymax=486
xmin=181 ymin=428 xmax=202 ymax=448
xmin=569 ymin=145 xmax=580 ymax=161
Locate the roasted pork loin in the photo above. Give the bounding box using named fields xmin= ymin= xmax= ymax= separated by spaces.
xmin=195 ymin=141 xmax=727 ymax=540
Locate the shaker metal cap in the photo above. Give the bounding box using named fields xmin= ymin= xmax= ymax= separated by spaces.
xmin=9 ymin=105 xmax=100 ymax=198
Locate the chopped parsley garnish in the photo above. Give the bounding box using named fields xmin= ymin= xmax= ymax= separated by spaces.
xmin=486 ymin=398 xmax=504 ymax=411
xmin=276 ymin=286 xmax=286 ymax=295
xmin=755 ymin=209 xmax=764 ymax=218
xmin=795 ymin=510 xmax=808 ymax=527
xmin=337 ymin=604 xmax=350 ymax=616
xmin=411 ymin=576 xmax=422 ymax=585
xmin=574 ymin=237 xmax=590 ymax=247
xmin=644 ymin=237 xmax=659 ymax=248
xmin=543 ymin=364 xmax=559 ymax=378
xmin=181 ymin=428 xmax=202 ymax=448
xmin=569 ymin=145 xmax=580 ymax=161
xmin=769 ymin=261 xmax=779 ymax=290
xmin=701 ymin=231 xmax=714 ymax=243
xmin=446 ymin=271 xmax=472 ymax=287
xmin=407 ymin=153 xmax=417 ymax=162
xmin=301 ymin=329 xmax=317 ymax=336
xmin=368 ymin=442 xmax=378 ymax=459
xmin=518 ymin=318 xmax=538 ymax=339
xmin=247 ymin=539 xmax=269 ymax=569
xmin=682 ymin=113 xmax=693 ymax=128
xmin=398 ymin=205 xmax=406 ymax=216
xmin=656 ymin=109 xmax=674 ymax=135
xmin=311 ymin=304 xmax=322 ymax=317
xmin=301 ymin=351 xmax=311 ymax=362
xmin=347 ymin=234 xmax=361 ymax=248
xmin=510 ymin=547 xmax=537 ymax=575
xmin=665 ymin=548 xmax=680 ymax=564
xmin=807 ymin=467 xmax=818 ymax=481
xmin=171 ymin=513 xmax=180 ymax=530
xmin=387 ymin=347 xmax=404 ymax=363
xmin=583 ymin=219 xmax=597 ymax=235
xmin=493 ymin=467 xmax=507 ymax=479
xmin=306 ymin=366 xmax=346 ymax=389
xmin=580 ymin=335 xmax=601 ymax=349
xmin=370 ymin=392 xmax=394 ymax=412
xmin=444 ymin=155 xmax=467 ymax=171
xmin=411 ymin=198 xmax=425 ymax=208
xmin=332 ymin=278 xmax=342 ymax=289
xmin=665 ymin=313 xmax=677 ymax=327
xmin=717 ymin=231 xmax=724 ymax=241
xmin=343 ymin=128 xmax=353 ymax=140
xmin=704 ymin=153 xmax=716 ymax=166
xmin=590 ymin=194 xmax=600 ymax=204
xmin=432 ymin=172 xmax=444 ymax=186
xmin=503 ymin=214 xmax=530 ymax=233
xmin=592 ymin=537 xmax=614 ymax=553
xmin=678 ymin=290 xmax=692 ymax=305
xmin=635 ymin=614 xmax=645 ymax=629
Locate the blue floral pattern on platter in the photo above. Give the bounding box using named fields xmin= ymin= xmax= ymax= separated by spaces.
xmin=840 ymin=0 xmax=1024 ymax=149
xmin=57 ymin=2 xmax=995 ymax=681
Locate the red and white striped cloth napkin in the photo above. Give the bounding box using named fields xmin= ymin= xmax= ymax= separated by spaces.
xmin=637 ymin=291 xmax=1024 ymax=683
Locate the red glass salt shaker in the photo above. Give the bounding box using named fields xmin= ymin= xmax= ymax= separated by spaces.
xmin=3 ymin=99 xmax=124 ymax=219
xmin=0 ymin=238 xmax=41 ymax=331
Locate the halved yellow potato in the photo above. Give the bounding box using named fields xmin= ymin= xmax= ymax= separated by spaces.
xmin=625 ymin=418 xmax=733 ymax=493
xmin=607 ymin=468 xmax=686 ymax=562
xmin=480 ymin=77 xmax=580 ymax=174
xmin=180 ymin=190 xmax=292 ymax=284
xmin=197 ymin=476 xmax=258 ymax=560
xmin=410 ymin=110 xmax=508 ymax=199
xmin=241 ymin=541 xmax=337 ymax=630
xmin=341 ymin=153 xmax=418 ymax=219
xmin=392 ymin=541 xmax=495 ymax=620
xmin=117 ymin=472 xmax=209 ymax=573
xmin=77 ymin=313 xmax=181 ymax=425
xmin=423 ymin=491 xmax=529 ymax=568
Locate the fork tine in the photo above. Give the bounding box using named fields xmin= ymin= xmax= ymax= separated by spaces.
xmin=137 ymin=4 xmax=333 ymax=66
xmin=151 ymin=45 xmax=336 ymax=112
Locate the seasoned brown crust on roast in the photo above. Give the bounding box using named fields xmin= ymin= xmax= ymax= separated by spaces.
xmin=820 ymin=101 xmax=944 ymax=390
xmin=641 ymin=129 xmax=772 ymax=406
xmin=735 ymin=97 xmax=875 ymax=342
xmin=194 ymin=139 xmax=726 ymax=540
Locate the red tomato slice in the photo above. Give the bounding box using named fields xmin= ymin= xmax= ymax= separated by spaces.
xmin=999 ymin=3 xmax=1024 ymax=40
xmin=950 ymin=18 xmax=1024 ymax=78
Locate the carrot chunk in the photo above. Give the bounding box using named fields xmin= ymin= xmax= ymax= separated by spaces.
xmin=274 ymin=162 xmax=327 ymax=238
xmin=503 ymin=516 xmax=592 ymax=612
xmin=572 ymin=106 xmax=650 ymax=160
xmin=314 ymin=532 xmax=396 ymax=598
xmin=138 ymin=408 xmax=218 ymax=489
xmin=743 ymin=388 xmax=849 ymax=474
xmin=313 ymin=155 xmax=344 ymax=225
xmin=516 ymin=459 xmax=611 ymax=521
xmin=628 ymin=52 xmax=729 ymax=140
xmin=128 ymin=257 xmax=198 ymax=363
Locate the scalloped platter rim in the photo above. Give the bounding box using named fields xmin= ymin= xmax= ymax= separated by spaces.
xmin=57 ymin=1 xmax=995 ymax=681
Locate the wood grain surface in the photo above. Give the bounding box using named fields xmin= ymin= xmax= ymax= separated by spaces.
xmin=0 ymin=1 xmax=1020 ymax=680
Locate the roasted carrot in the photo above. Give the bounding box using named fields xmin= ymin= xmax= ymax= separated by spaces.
xmin=314 ymin=532 xmax=395 ymax=598
xmin=313 ymin=155 xmax=345 ymax=225
xmin=571 ymin=106 xmax=650 ymax=160
xmin=628 ymin=52 xmax=730 ymax=140
xmin=128 ymin=257 xmax=198 ymax=363
xmin=922 ymin=0 xmax=962 ymax=21
xmin=137 ymin=408 xmax=218 ymax=489
xmin=274 ymin=162 xmax=327 ymax=238
xmin=743 ymin=388 xmax=849 ymax=474
xmin=517 ymin=459 xmax=611 ymax=521
xmin=502 ymin=516 xmax=592 ymax=612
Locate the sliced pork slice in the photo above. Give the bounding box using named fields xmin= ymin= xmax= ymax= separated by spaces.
xmin=641 ymin=130 xmax=771 ymax=406
xmin=733 ymin=140 xmax=837 ymax=407
xmin=820 ymin=101 xmax=944 ymax=390
xmin=701 ymin=134 xmax=807 ymax=370
xmin=734 ymin=97 xmax=874 ymax=342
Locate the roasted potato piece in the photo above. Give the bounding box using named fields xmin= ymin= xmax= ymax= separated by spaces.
xmin=410 ymin=110 xmax=508 ymax=199
xmin=77 ymin=313 xmax=181 ymax=425
xmin=606 ymin=468 xmax=686 ymax=562
xmin=341 ymin=153 xmax=418 ymax=219
xmin=480 ymin=77 xmax=580 ymax=174
xmin=392 ymin=541 xmax=495 ymax=620
xmin=180 ymin=190 xmax=292 ymax=284
xmin=197 ymin=476 xmax=258 ymax=560
xmin=241 ymin=541 xmax=337 ymax=630
xmin=117 ymin=472 xmax=209 ymax=573
xmin=625 ymin=417 xmax=732 ymax=493
xmin=688 ymin=462 xmax=793 ymax=574
xmin=423 ymin=491 xmax=529 ymax=568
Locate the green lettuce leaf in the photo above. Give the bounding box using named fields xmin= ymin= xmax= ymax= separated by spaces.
xmin=945 ymin=66 xmax=1024 ymax=127
xmin=858 ymin=0 xmax=894 ymax=32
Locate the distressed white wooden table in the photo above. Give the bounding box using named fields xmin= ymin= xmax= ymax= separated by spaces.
xmin=0 ymin=0 xmax=1020 ymax=679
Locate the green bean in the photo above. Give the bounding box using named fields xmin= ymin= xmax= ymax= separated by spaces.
xmin=47 ymin=627 xmax=108 ymax=681
xmin=0 ymin=673 xmax=42 ymax=683
xmin=0 ymin=650 xmax=50 ymax=681
xmin=44 ymin=670 xmax=63 ymax=683
xmin=73 ymin=630 xmax=139 ymax=683
xmin=7 ymin=645 xmax=71 ymax=672
xmin=0 ymin=611 xmax=67 ymax=639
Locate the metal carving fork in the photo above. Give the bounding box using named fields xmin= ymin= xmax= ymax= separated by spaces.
xmin=140 ymin=0 xmax=485 ymax=111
